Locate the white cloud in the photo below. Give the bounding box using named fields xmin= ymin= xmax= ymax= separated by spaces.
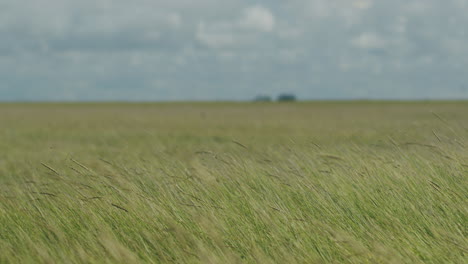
xmin=301 ymin=0 xmax=372 ymax=25
xmin=392 ymin=16 xmax=407 ymax=34
xmin=352 ymin=32 xmax=386 ymax=49
xmin=195 ymin=5 xmax=275 ymax=48
xmin=353 ymin=0 xmax=373 ymax=10
xmin=404 ymin=1 xmax=432 ymax=14
xmin=167 ymin=13 xmax=182 ymax=28
xmin=196 ymin=22 xmax=236 ymax=48
xmin=240 ymin=5 xmax=275 ymax=32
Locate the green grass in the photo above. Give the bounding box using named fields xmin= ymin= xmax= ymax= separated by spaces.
xmin=0 ymin=102 xmax=467 ymax=263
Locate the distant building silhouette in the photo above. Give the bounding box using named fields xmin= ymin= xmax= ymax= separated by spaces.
xmin=277 ymin=93 xmax=296 ymax=102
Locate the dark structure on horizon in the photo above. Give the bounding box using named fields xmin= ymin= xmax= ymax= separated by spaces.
xmin=253 ymin=93 xmax=297 ymax=102
xmin=277 ymin=93 xmax=297 ymax=102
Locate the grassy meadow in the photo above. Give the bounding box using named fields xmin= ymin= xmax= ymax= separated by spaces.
xmin=0 ymin=102 xmax=467 ymax=263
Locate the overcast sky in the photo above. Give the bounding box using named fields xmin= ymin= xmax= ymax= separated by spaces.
xmin=1 ymin=0 xmax=467 ymax=101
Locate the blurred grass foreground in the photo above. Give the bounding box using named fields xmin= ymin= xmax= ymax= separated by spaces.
xmin=0 ymin=102 xmax=467 ymax=263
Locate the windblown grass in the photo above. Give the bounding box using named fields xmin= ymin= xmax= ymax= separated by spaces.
xmin=0 ymin=102 xmax=467 ymax=263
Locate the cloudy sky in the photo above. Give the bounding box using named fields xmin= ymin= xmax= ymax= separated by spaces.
xmin=1 ymin=0 xmax=467 ymax=101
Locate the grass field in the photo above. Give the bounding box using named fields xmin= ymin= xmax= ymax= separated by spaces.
xmin=0 ymin=102 xmax=467 ymax=263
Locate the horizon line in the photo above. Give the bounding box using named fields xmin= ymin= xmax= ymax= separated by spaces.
xmin=1 ymin=99 xmax=468 ymax=104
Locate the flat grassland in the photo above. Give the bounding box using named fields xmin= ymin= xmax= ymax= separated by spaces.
xmin=0 ymin=102 xmax=467 ymax=263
